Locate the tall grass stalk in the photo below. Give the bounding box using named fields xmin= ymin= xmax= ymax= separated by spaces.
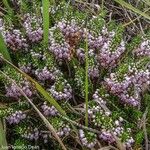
xmin=85 ymin=29 xmax=89 ymax=127
xmin=42 ymin=0 xmax=50 ymax=45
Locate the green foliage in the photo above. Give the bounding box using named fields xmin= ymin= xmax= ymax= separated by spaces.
xmin=0 ymin=108 xmax=14 ymax=118
xmin=50 ymin=117 xmax=64 ymax=130
xmin=14 ymin=138 xmax=29 ymax=148
xmin=87 ymin=14 xmax=105 ymax=35
xmin=1 ymin=67 xmax=22 ymax=84
xmin=134 ymin=131 xmax=144 ymax=146
xmin=111 ymin=25 xmax=124 ymax=51
xmin=85 ymin=131 xmax=96 ymax=142
xmin=127 ymin=35 xmax=142 ymax=52
xmin=74 ymin=65 xmax=85 ymax=97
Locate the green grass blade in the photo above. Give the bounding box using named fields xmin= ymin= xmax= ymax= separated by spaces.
xmin=0 ymin=119 xmax=7 ymax=150
xmin=85 ymin=30 xmax=89 ymax=127
xmin=0 ymin=56 xmax=66 ymax=116
xmin=42 ymin=0 xmax=50 ymax=45
xmin=114 ymin=0 xmax=150 ymax=21
xmin=0 ymin=33 xmax=11 ymax=62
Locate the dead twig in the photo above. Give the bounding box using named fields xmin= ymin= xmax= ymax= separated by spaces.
xmin=98 ymin=145 xmax=119 ymax=150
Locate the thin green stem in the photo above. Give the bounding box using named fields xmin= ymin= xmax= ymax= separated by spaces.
xmin=42 ymin=0 xmax=50 ymax=45
xmin=85 ymin=29 xmax=89 ymax=127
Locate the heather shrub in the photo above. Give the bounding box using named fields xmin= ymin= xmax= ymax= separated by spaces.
xmin=0 ymin=1 xmax=150 ymax=150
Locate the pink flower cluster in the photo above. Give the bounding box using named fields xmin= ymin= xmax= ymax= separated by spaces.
xmin=105 ymin=68 xmax=150 ymax=106
xmin=6 ymin=111 xmax=26 ymax=124
xmin=48 ymin=80 xmax=72 ymax=101
xmin=134 ymin=39 xmax=150 ymax=57
xmin=98 ymin=40 xmax=125 ymax=69
xmin=6 ymin=81 xmax=33 ymax=99
xmin=23 ymin=13 xmax=43 ymax=43
xmin=35 ymin=67 xmax=55 ymax=81
xmin=4 ymin=29 xmax=28 ymax=51
xmin=49 ymin=41 xmax=72 ymax=61
xmin=41 ymin=102 xmax=58 ymax=116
